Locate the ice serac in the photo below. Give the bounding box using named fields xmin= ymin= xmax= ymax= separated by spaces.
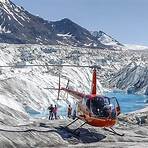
xmin=108 ymin=62 xmax=148 ymax=95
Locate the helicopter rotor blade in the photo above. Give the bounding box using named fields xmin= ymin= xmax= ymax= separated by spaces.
xmin=0 ymin=64 xmax=101 ymax=69
xmin=66 ymin=79 xmax=70 ymax=89
xmin=44 ymin=88 xmax=60 ymax=90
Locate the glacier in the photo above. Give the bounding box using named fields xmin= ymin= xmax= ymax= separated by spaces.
xmin=0 ymin=44 xmax=147 ymax=147
xmin=0 ymin=44 xmax=147 ymax=120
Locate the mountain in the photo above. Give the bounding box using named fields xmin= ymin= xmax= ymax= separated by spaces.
xmin=0 ymin=0 xmax=123 ymax=49
xmin=50 ymin=18 xmax=106 ymax=48
xmin=0 ymin=0 xmax=56 ymax=44
xmin=91 ymin=31 xmax=124 ymax=47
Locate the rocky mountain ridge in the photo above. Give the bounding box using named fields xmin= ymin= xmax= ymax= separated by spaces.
xmin=0 ymin=0 xmax=123 ymax=49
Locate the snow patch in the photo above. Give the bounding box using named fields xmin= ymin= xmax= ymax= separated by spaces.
xmin=125 ymin=44 xmax=148 ymax=50
xmin=0 ymin=25 xmax=11 ymax=33
xmin=57 ymin=33 xmax=72 ymax=37
xmin=0 ymin=0 xmax=10 ymax=4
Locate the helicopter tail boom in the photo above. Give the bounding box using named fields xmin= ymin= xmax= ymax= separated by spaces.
xmin=91 ymin=68 xmax=97 ymax=95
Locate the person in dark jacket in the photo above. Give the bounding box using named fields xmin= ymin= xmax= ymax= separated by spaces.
xmin=67 ymin=105 xmax=72 ymax=118
xmin=48 ymin=104 xmax=54 ymax=120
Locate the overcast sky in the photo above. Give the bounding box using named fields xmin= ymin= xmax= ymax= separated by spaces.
xmin=12 ymin=0 xmax=148 ymax=46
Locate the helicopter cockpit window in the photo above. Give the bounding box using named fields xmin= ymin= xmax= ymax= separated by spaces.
xmin=90 ymin=97 xmax=105 ymax=116
xmin=90 ymin=96 xmax=116 ymax=119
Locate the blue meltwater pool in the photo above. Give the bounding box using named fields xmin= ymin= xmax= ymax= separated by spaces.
xmin=105 ymin=91 xmax=148 ymax=113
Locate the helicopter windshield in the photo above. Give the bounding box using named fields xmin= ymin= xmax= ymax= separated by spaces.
xmin=90 ymin=96 xmax=117 ymax=119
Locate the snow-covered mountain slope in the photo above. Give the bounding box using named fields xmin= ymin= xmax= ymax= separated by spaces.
xmin=0 ymin=0 xmax=123 ymax=49
xmin=108 ymin=62 xmax=148 ymax=95
xmin=51 ymin=18 xmax=107 ymax=49
xmin=0 ymin=0 xmax=55 ymax=44
xmin=91 ymin=31 xmax=124 ymax=49
xmin=2 ymin=0 xmax=148 ymax=51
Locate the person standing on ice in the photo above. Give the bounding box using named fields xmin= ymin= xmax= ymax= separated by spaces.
xmin=48 ymin=104 xmax=54 ymax=120
xmin=53 ymin=105 xmax=58 ymax=119
xmin=72 ymin=109 xmax=77 ymax=119
xmin=67 ymin=105 xmax=72 ymax=118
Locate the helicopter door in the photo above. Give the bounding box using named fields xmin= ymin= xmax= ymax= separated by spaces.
xmin=107 ymin=97 xmax=118 ymax=119
xmin=89 ymin=97 xmax=104 ymax=117
xmin=78 ymin=97 xmax=90 ymax=115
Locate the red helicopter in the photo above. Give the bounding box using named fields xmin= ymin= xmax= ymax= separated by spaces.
xmin=0 ymin=64 xmax=123 ymax=136
xmin=55 ymin=65 xmax=123 ymax=136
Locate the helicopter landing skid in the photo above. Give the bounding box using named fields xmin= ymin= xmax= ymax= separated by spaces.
xmin=104 ymin=127 xmax=124 ymax=136
xmin=63 ymin=118 xmax=86 ymax=136
xmin=65 ymin=118 xmax=79 ymax=128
